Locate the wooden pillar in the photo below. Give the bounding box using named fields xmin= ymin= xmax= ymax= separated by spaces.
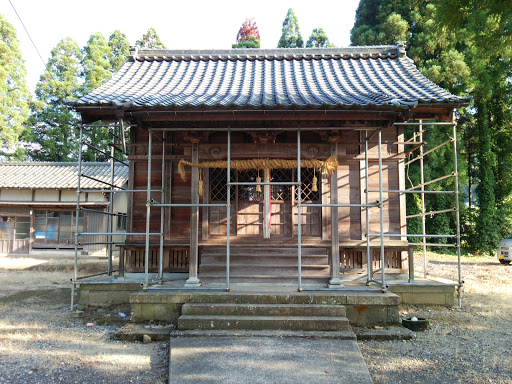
xmin=185 ymin=141 xmax=201 ymax=286
xmin=263 ymin=168 xmax=270 ymax=239
xmin=329 ymin=140 xmax=343 ymax=287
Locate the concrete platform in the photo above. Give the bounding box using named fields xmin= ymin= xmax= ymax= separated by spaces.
xmin=130 ymin=287 xmax=400 ymax=327
xmin=169 ymin=336 xmax=373 ymax=384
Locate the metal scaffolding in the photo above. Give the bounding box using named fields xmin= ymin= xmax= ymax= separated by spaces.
xmin=71 ymin=115 xmax=463 ymax=308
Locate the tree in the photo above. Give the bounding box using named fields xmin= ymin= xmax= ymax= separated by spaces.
xmin=135 ymin=27 xmax=166 ymax=49
xmin=82 ymin=33 xmax=112 ymax=94
xmin=351 ymin=0 xmax=512 ymax=254
xmin=306 ymin=28 xmax=334 ymax=48
xmin=0 ymin=13 xmax=30 ymax=157
xmin=434 ymin=0 xmax=512 ymax=52
xmin=81 ymin=33 xmax=117 ymax=162
xmin=108 ymin=30 xmax=130 ymax=72
xmin=28 ymin=38 xmax=83 ymax=162
xmin=232 ymin=18 xmax=260 ymax=49
xmin=277 ymin=8 xmax=304 ymax=48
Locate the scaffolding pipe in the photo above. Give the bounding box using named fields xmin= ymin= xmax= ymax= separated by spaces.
xmin=407 ymin=173 xmax=456 ymax=191
xmin=80 ymin=208 xmax=126 ymax=216
xmin=81 ymin=141 xmax=129 ymax=166
xmin=452 ymin=114 xmax=463 ymax=308
xmin=300 ymin=203 xmax=379 ymax=208
xmin=150 ymin=203 xmax=229 ymax=207
xmin=420 ymin=121 xmax=428 ymax=278
xmin=405 ymin=138 xmax=454 ymax=166
xmin=144 ymin=129 xmax=153 ymax=287
xmin=226 ymin=130 xmax=231 ymax=291
xmin=365 ymin=130 xmax=372 ymax=283
xmin=80 ymin=174 xmax=124 ymax=190
xmin=297 ymin=129 xmax=302 ymax=292
xmin=368 ymin=233 xmax=456 ymax=238
xmin=394 ymin=122 xmax=455 ymax=126
xmin=159 ymin=132 xmax=166 ymax=282
xmin=80 ymin=189 xmax=160 ymax=193
xmin=408 ymin=243 xmax=457 ymax=247
xmin=107 ymin=140 xmax=115 ymax=275
xmin=406 ymin=207 xmax=457 ymax=219
xmin=378 ymin=128 xmax=386 ymax=292
xmin=229 ymin=181 xmax=300 ymax=186
xmin=71 ymin=125 xmax=84 ymax=310
xmin=367 ymin=189 xmax=455 ymax=194
xmin=77 ymin=232 xmax=160 ymax=236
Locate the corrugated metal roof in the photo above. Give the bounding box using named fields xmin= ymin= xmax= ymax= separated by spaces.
xmin=0 ymin=162 xmax=128 ymax=189
xmin=71 ymin=44 xmax=470 ymax=111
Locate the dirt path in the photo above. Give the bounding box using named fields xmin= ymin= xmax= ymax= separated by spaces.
xmin=0 ymin=252 xmax=168 ymax=384
xmin=1 ymin=251 xmax=511 ymax=383
xmin=359 ymin=252 xmax=512 ymax=384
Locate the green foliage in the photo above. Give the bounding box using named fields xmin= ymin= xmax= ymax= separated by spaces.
xmin=350 ymin=0 xmax=512 ymax=253
xmin=29 ymin=37 xmax=83 ymax=162
xmin=277 ymin=9 xmax=304 ymax=48
xmin=82 ymin=33 xmax=113 ymax=94
xmin=0 ymin=13 xmax=30 ymax=156
xmin=135 ymin=28 xmax=166 ymax=49
xmin=306 ymin=28 xmax=334 ymax=48
xmin=108 ymin=30 xmax=130 ymax=72
xmin=232 ymin=36 xmax=260 ymax=49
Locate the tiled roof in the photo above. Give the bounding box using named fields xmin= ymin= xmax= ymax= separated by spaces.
xmin=71 ymin=44 xmax=470 ymax=111
xmin=0 ymin=162 xmax=128 ymax=189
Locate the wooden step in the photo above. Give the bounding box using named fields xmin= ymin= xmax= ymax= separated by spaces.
xmin=200 ymin=254 xmax=328 ymax=265
xmin=201 ymin=246 xmax=328 ymax=256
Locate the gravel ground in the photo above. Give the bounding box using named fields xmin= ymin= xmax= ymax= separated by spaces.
xmin=1 ymin=251 xmax=511 ymax=384
xmin=359 ymin=252 xmax=512 ymax=384
xmin=0 ymin=252 xmax=168 ymax=384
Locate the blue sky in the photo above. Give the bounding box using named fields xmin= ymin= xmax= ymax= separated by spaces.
xmin=1 ymin=0 xmax=360 ymax=93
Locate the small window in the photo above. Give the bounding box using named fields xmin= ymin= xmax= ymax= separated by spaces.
xmin=116 ymin=212 xmax=127 ymax=230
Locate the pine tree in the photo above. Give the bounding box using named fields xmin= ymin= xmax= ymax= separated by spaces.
xmin=0 ymin=13 xmax=30 ymax=157
xmin=277 ymin=9 xmax=304 ymax=48
xmin=29 ymin=38 xmax=83 ymax=162
xmin=135 ymin=28 xmax=166 ymax=49
xmin=306 ymin=28 xmax=334 ymax=48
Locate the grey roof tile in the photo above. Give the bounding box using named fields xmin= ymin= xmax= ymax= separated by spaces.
xmin=0 ymin=163 xmax=128 ymax=189
xmin=71 ymin=45 xmax=471 ymax=110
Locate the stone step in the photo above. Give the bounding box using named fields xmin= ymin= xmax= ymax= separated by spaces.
xmin=177 ymin=315 xmax=351 ymax=331
xmin=181 ymin=303 xmax=347 ymax=317
xmin=172 ymin=329 xmax=357 ymax=340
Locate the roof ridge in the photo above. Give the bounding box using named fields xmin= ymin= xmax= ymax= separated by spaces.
xmin=129 ymin=44 xmax=406 ymax=62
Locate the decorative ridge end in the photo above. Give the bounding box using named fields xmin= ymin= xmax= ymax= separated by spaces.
xmin=396 ymin=41 xmax=407 ymax=56
xmin=130 ymin=46 xmax=139 ymax=61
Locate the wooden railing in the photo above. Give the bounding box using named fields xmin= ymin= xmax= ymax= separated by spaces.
xmin=119 ymin=245 xmax=189 ymax=276
xmin=340 ymin=246 xmax=409 ymax=273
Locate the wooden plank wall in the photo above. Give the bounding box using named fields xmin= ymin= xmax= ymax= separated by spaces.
xmin=127 ymin=127 xmax=403 ymax=245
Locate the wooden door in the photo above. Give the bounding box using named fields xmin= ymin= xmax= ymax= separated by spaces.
xmin=208 ymin=168 xmax=321 ymax=239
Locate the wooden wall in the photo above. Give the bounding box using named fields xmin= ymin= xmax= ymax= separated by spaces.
xmin=127 ymin=127 xmax=404 ymax=245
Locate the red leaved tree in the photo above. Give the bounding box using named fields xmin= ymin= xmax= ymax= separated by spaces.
xmin=236 ymin=18 xmax=261 ymax=42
